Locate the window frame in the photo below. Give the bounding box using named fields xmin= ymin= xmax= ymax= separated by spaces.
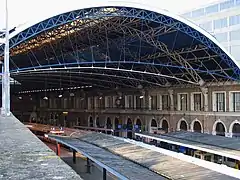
xmin=177 ymin=93 xmax=188 ymax=111
xmin=229 ymin=91 xmax=240 ymax=112
xmin=212 ymin=91 xmax=226 ymax=112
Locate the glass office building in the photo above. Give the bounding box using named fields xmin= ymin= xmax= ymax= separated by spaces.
xmin=181 ymin=0 xmax=240 ymax=63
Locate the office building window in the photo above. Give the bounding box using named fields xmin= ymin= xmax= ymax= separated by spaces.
xmin=232 ymin=92 xmax=240 ymax=112
xmin=179 ymin=94 xmax=188 ymax=111
xmin=192 ymin=8 xmax=204 ymax=18
xmin=220 ymin=0 xmax=234 ymax=10
xmin=230 ymin=30 xmax=240 ymax=41
xmin=194 ymin=94 xmax=202 ymax=111
xmin=162 ymin=95 xmax=169 ymax=110
xmin=214 ymin=32 xmax=228 ymax=42
xmin=230 ymin=45 xmax=240 ymax=60
xmin=205 ymin=4 xmax=219 ymax=14
xmin=200 ymin=21 xmax=212 ymax=32
xmin=213 ymin=18 xmax=227 ymax=29
xmin=216 ymin=93 xmax=225 ymax=112
xmin=182 ymin=12 xmax=191 ymax=18
xmin=229 ymin=15 xmax=240 ymax=26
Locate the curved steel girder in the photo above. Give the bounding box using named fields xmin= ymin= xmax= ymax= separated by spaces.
xmin=101 ymin=21 xmax=202 ymax=83
xmin=1 ymin=6 xmax=239 ymax=80
xmin=13 ymin=70 xmax=165 ymax=87
xmin=10 ymin=60 xmax=235 ymax=81
xmin=21 ymin=20 xmax=202 ymax=84
xmin=14 ymin=73 xmax=137 ymax=89
xmin=16 ymin=78 xmax=107 ymax=90
xmin=13 ymin=78 xmax=104 ymax=89
xmin=12 ymin=65 xmax=199 ymax=85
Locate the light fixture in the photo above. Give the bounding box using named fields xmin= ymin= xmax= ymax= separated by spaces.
xmin=99 ymin=96 xmax=102 ymax=100
xmin=18 ymin=96 xmax=22 ymax=100
xmin=43 ymin=96 xmax=48 ymax=100
xmin=70 ymin=92 xmax=75 ymax=97
xmin=139 ymin=95 xmax=144 ymax=99
xmin=58 ymin=94 xmax=63 ymax=98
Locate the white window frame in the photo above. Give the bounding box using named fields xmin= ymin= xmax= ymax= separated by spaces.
xmin=212 ymin=91 xmax=226 ymax=112
xmin=177 ymin=93 xmax=188 ymax=111
xmin=190 ymin=92 xmax=203 ymax=111
xmin=229 ymin=91 xmax=240 ymax=112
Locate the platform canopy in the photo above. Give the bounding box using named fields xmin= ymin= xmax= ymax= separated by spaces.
xmin=0 ymin=2 xmax=240 ymax=91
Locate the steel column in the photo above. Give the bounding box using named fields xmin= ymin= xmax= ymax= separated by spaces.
xmin=103 ymin=168 xmax=107 ymax=180
xmin=56 ymin=142 xmax=61 ymax=156
xmin=73 ymin=150 xmax=76 ymax=164
xmin=86 ymin=158 xmax=91 ymax=173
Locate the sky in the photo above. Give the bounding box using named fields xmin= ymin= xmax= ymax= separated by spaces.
xmin=0 ymin=0 xmax=220 ymax=30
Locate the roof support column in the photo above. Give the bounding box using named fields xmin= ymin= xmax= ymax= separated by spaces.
xmin=103 ymin=168 xmax=107 ymax=180
xmin=133 ymin=95 xmax=136 ymax=110
xmin=168 ymin=90 xmax=174 ymax=111
xmin=94 ymin=96 xmax=98 ymax=110
xmin=201 ymin=87 xmax=208 ymax=112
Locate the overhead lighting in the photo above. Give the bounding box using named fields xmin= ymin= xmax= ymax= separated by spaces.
xmin=139 ymin=95 xmax=144 ymax=99
xmin=99 ymin=96 xmax=102 ymax=100
xmin=18 ymin=96 xmax=22 ymax=100
xmin=43 ymin=96 xmax=48 ymax=100
xmin=58 ymin=94 xmax=63 ymax=98
xmin=70 ymin=93 xmax=75 ymax=97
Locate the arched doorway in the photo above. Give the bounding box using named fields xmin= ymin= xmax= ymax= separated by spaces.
xmin=180 ymin=120 xmax=188 ymax=131
xmin=232 ymin=123 xmax=240 ymax=138
xmin=215 ymin=122 xmax=226 ymax=136
xmin=162 ymin=120 xmax=169 ymax=133
xmin=106 ymin=117 xmax=112 ymax=129
xmin=135 ymin=118 xmax=142 ymax=132
xmin=89 ymin=116 xmax=93 ymax=127
xmin=193 ymin=121 xmax=202 ymax=133
xmin=150 ymin=119 xmax=158 ymax=134
xmin=96 ymin=117 xmax=100 ymax=128
xmin=126 ymin=118 xmax=133 ymax=139
xmin=114 ymin=117 xmax=120 ymax=136
xmin=106 ymin=117 xmax=112 ymax=134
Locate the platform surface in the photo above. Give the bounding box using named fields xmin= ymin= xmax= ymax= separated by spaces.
xmin=50 ymin=135 xmax=165 ymax=180
xmin=71 ymin=132 xmax=238 ymax=180
xmin=0 ymin=115 xmax=82 ymax=180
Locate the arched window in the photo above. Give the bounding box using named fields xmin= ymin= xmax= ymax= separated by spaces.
xmin=151 ymin=119 xmax=158 ymax=127
xmin=127 ymin=118 xmax=133 ymax=139
xmin=114 ymin=117 xmax=120 ymax=136
xmin=193 ymin=121 xmax=202 ymax=133
xmin=232 ymin=123 xmax=240 ymax=138
xmin=106 ymin=117 xmax=112 ymax=129
xmin=89 ymin=116 xmax=93 ymax=127
xmin=180 ymin=121 xmax=187 ymax=131
xmin=136 ymin=119 xmax=142 ymax=127
xmin=216 ymin=122 xmax=225 ymax=136
xmin=135 ymin=118 xmax=142 ymax=132
xmin=162 ymin=120 xmax=169 ymax=132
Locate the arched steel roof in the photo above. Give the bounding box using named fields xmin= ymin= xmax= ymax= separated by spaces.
xmin=1 ymin=1 xmax=240 ymax=90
